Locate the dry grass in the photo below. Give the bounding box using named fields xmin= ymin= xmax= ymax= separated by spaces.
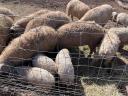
xmin=79 ymin=45 xmax=128 ymax=96
xmin=82 ymin=83 xmax=124 ymax=96
xmin=80 ymin=76 xmax=127 ymax=96
xmin=82 ymin=46 xmax=128 ymax=94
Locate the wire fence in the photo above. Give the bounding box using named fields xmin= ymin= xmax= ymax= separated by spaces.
xmin=0 ymin=0 xmax=127 ymax=96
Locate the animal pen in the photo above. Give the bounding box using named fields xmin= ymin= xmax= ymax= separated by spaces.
xmin=0 ymin=0 xmax=127 ymax=96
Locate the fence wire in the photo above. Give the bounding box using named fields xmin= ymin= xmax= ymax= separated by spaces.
xmin=0 ymin=0 xmax=127 ymax=96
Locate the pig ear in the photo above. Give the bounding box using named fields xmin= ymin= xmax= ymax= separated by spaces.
xmin=112 ymin=12 xmax=118 ymax=20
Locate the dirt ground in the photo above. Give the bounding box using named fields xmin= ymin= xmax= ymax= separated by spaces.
xmin=0 ymin=0 xmax=128 ymax=96
xmin=0 ymin=0 xmax=128 ymax=16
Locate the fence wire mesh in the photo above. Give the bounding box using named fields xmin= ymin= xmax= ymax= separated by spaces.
xmin=0 ymin=0 xmax=127 ymax=96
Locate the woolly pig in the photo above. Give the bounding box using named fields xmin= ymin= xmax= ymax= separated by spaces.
xmin=0 ymin=26 xmax=58 ymax=65
xmin=57 ymin=21 xmax=105 ymax=55
xmin=10 ymin=9 xmax=50 ymax=35
xmin=66 ymin=0 xmax=90 ymax=20
xmin=55 ymin=49 xmax=74 ymax=84
xmin=32 ymin=54 xmax=58 ymax=74
xmin=99 ymin=32 xmax=120 ymax=59
xmin=0 ymin=14 xmax=13 ymax=53
xmin=15 ymin=67 xmax=55 ymax=91
xmin=107 ymin=27 xmax=128 ymax=49
xmin=116 ymin=13 xmax=128 ymax=27
xmin=80 ymin=4 xmax=113 ymax=26
xmin=25 ymin=11 xmax=70 ymax=32
xmin=115 ymin=0 xmax=128 ymax=10
xmin=0 ymin=64 xmax=55 ymax=90
xmin=0 ymin=7 xmax=15 ymax=20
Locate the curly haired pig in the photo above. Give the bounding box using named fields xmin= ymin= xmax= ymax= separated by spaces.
xmin=25 ymin=11 xmax=71 ymax=32
xmin=0 ymin=14 xmax=13 ymax=53
xmin=99 ymin=27 xmax=128 ymax=58
xmin=66 ymin=0 xmax=90 ymax=20
xmin=15 ymin=67 xmax=55 ymax=92
xmin=55 ymin=49 xmax=74 ymax=84
xmin=115 ymin=0 xmax=128 ymax=10
xmin=116 ymin=13 xmax=128 ymax=27
xmin=0 ymin=26 xmax=58 ymax=66
xmin=106 ymin=27 xmax=128 ymax=49
xmin=57 ymin=21 xmax=105 ymax=55
xmin=99 ymin=32 xmax=120 ymax=59
xmin=0 ymin=64 xmax=55 ymax=93
xmin=0 ymin=7 xmax=15 ymax=20
xmin=0 ymin=64 xmax=55 ymax=92
xmin=10 ymin=9 xmax=51 ymax=35
xmin=32 ymin=54 xmax=58 ymax=74
xmin=79 ymin=4 xmax=113 ymax=26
